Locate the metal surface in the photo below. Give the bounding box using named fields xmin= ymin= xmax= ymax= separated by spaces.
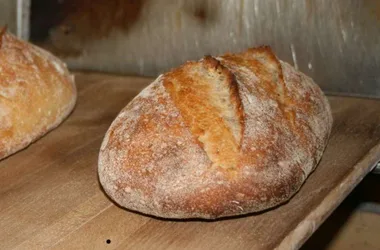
xmin=0 ymin=0 xmax=17 ymax=34
xmin=0 ymin=0 xmax=30 ymax=40
xmin=16 ymin=0 xmax=30 ymax=40
xmin=39 ymin=0 xmax=380 ymax=98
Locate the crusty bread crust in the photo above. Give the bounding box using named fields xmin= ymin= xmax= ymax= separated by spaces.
xmin=163 ymin=56 xmax=244 ymax=171
xmin=0 ymin=29 xmax=77 ymax=160
xmin=98 ymin=47 xmax=332 ymax=219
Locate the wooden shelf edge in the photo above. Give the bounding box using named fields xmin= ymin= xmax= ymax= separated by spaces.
xmin=276 ymin=142 xmax=380 ymax=250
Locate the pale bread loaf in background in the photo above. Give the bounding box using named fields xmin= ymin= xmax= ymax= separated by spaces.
xmin=0 ymin=28 xmax=77 ymax=160
xmin=98 ymin=47 xmax=333 ymax=219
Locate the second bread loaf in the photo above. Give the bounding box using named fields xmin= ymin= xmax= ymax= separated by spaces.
xmin=0 ymin=29 xmax=77 ymax=160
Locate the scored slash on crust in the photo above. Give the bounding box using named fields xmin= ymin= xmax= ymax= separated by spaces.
xmin=163 ymin=55 xmax=244 ymax=171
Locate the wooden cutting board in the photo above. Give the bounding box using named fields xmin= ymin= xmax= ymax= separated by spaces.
xmin=1 ymin=72 xmax=380 ymax=250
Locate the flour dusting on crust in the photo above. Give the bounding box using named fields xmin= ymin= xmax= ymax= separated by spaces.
xmin=0 ymin=31 xmax=76 ymax=160
xmin=98 ymin=47 xmax=333 ymax=219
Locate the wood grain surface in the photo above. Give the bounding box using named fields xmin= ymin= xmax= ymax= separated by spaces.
xmin=1 ymin=72 xmax=380 ymax=250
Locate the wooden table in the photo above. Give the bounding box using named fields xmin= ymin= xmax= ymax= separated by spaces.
xmin=1 ymin=72 xmax=380 ymax=250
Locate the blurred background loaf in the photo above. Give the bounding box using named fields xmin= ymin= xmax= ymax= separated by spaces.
xmin=0 ymin=29 xmax=77 ymax=160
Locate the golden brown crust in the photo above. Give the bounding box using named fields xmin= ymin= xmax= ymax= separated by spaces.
xmin=0 ymin=31 xmax=77 ymax=160
xmin=202 ymin=56 xmax=245 ymax=147
xmin=98 ymin=47 xmax=332 ymax=219
xmin=163 ymin=56 xmax=244 ymax=170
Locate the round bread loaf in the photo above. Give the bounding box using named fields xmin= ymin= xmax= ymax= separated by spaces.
xmin=98 ymin=46 xmax=333 ymax=219
xmin=0 ymin=28 xmax=77 ymax=160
